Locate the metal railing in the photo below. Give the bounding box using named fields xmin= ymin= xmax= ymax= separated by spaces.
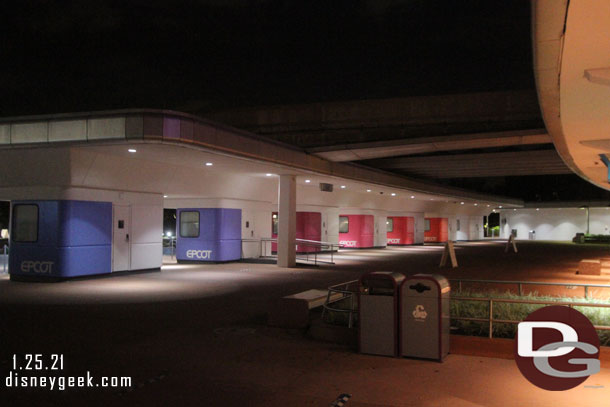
xmin=1 ymin=245 xmax=7 ymax=274
xmin=321 ymin=279 xmax=359 ymax=328
xmin=258 ymin=238 xmax=343 ymax=265
xmin=452 ymin=295 xmax=610 ymax=339
xmin=450 ymin=278 xmax=610 ymax=299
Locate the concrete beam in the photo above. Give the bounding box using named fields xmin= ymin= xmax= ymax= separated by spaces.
xmin=309 ymin=129 xmax=550 ymax=162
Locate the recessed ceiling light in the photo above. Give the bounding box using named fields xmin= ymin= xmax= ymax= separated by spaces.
xmin=366 ymin=189 xmax=371 ymax=192
xmin=340 ymin=185 xmax=346 ymax=189
xmin=266 ymin=173 xmax=273 ymax=177
xmin=536 ymin=208 xmax=540 ymax=211
xmin=391 ymin=193 xmax=396 ymax=196
xmin=514 ymin=209 xmax=517 ymax=211
xmin=499 ymin=206 xmax=503 ymax=209
xmin=163 ymin=195 xmax=168 ymax=198
xmin=460 ymin=202 xmax=464 ymax=205
xmin=305 ymin=179 xmax=311 ymax=183
xmin=205 ymin=162 xmax=213 ymax=166
xmin=474 ymin=203 xmax=478 ymax=206
xmin=410 ymin=195 xmax=415 ymax=199
xmin=128 ymin=148 xmax=137 ymax=153
xmin=487 ymin=205 xmax=490 ymax=207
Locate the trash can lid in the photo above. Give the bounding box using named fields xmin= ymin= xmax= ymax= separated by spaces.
xmin=359 ymin=271 xmax=406 ymax=286
xmin=402 ymin=274 xmax=450 ymax=295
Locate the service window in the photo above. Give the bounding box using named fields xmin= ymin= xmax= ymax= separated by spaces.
xmin=12 ymin=204 xmax=39 ymax=242
xmin=272 ymin=213 xmax=278 ymax=235
xmin=180 ymin=211 xmax=200 ymax=238
xmin=339 ymin=216 xmax=349 ymax=233
xmin=386 ymin=218 xmax=394 ymax=233
xmin=424 ymin=219 xmax=431 ymax=232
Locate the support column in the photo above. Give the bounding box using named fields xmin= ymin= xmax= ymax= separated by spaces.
xmin=277 ymin=174 xmax=296 ymax=268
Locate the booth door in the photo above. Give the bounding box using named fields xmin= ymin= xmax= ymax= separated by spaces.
xmin=112 ymin=205 xmax=131 ymax=272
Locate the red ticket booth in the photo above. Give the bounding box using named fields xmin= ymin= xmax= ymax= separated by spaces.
xmin=424 ymin=218 xmax=448 ymax=242
xmin=339 ymin=214 xmax=375 ymax=248
xmin=272 ymin=212 xmax=322 ymax=253
xmin=386 ymin=216 xmax=415 ymax=245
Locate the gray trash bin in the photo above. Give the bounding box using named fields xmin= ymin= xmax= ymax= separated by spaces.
xmin=358 ymin=271 xmax=406 ymax=357
xmin=400 ymin=274 xmax=450 ymax=361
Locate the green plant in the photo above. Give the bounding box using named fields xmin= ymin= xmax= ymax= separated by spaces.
xmin=451 ymin=289 xmax=610 ymax=346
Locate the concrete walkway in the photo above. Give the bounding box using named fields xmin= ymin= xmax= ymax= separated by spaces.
xmin=1 ymin=241 xmax=609 ymax=406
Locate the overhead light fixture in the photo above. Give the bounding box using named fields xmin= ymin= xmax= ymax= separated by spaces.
xmin=266 ymin=173 xmax=273 ymax=177
xmin=514 ymin=209 xmax=517 ymax=211
xmin=128 ymin=148 xmax=137 ymax=153
xmin=410 ymin=195 xmax=415 ymax=199
xmin=391 ymin=193 xmax=396 ymax=196
xmin=474 ymin=203 xmax=478 ymax=206
xmin=340 ymin=185 xmax=346 ymax=189
xmin=499 ymin=206 xmax=503 ymax=209
xmin=536 ymin=208 xmax=540 ymax=211
xmin=205 ymin=162 xmax=213 ymax=166
xmin=460 ymin=202 xmax=464 ymax=205
xmin=163 ymin=195 xmax=168 ymax=198
xmin=305 ymin=179 xmax=311 ymax=183
xmin=366 ymin=189 xmax=371 ymax=192
xmin=487 ymin=205 xmax=490 ymax=207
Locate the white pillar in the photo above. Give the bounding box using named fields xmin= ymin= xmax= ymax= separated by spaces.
xmin=277 ymin=174 xmax=296 ymax=268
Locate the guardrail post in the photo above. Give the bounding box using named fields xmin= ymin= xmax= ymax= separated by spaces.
xmin=488 ymin=299 xmax=493 ymax=339
xmin=518 ymin=283 xmax=522 ymax=296
xmin=585 ymin=285 xmax=589 ymax=300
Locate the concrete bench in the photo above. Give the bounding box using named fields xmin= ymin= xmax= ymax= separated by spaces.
xmin=578 ymin=259 xmax=601 ymax=276
xmin=268 ymin=289 xmax=343 ymax=328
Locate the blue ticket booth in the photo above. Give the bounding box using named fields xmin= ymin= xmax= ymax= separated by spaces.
xmin=176 ymin=208 xmax=242 ymax=262
xmin=9 ymin=200 xmax=112 ymax=280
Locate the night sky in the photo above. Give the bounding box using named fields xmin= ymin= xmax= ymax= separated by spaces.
xmin=2 ymin=0 xmax=534 ymax=116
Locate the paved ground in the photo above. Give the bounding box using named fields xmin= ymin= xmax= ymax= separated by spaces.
xmin=0 ymin=241 xmax=609 ymax=406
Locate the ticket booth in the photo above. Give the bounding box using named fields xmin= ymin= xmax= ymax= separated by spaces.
xmin=176 ymin=208 xmax=242 ymax=262
xmin=339 ymin=214 xmax=374 ymax=248
xmin=387 ymin=216 xmax=415 ymax=245
xmin=271 ymin=211 xmax=321 ymax=253
xmin=424 ymin=218 xmax=448 ymax=243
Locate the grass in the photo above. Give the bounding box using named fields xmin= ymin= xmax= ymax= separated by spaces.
xmin=451 ymin=289 xmax=610 ymax=346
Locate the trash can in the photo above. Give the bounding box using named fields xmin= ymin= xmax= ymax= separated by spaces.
xmin=358 ymin=271 xmax=406 ymax=357
xmin=400 ymin=274 xmax=450 ymax=361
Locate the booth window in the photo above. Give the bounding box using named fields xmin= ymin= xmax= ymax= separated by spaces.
xmin=424 ymin=219 xmax=431 ymax=232
xmin=386 ymin=218 xmax=394 ymax=233
xmin=12 ymin=204 xmax=39 ymax=242
xmin=339 ymin=216 xmax=349 ymax=233
xmin=272 ymin=213 xmax=278 ymax=235
xmin=180 ymin=211 xmax=200 ymax=238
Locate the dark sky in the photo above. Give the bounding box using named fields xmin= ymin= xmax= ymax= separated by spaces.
xmin=1 ymin=0 xmax=534 ymax=116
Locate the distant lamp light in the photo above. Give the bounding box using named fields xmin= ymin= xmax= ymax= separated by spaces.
xmin=366 ymin=189 xmax=372 ymax=192
xmin=460 ymin=202 xmax=464 ymax=205
xmin=474 ymin=203 xmax=478 ymax=206
xmin=163 ymin=195 xmax=168 ymax=198
xmin=205 ymin=162 xmax=213 ymax=166
xmin=305 ymin=179 xmax=311 ymax=183
xmin=266 ymin=173 xmax=273 ymax=177
xmin=411 ymin=195 xmax=415 ymax=199
xmin=128 ymin=148 xmax=137 ymax=153
xmin=391 ymin=193 xmax=396 ymax=196
xmin=340 ymin=185 xmax=346 ymax=189
xmin=166 ymin=231 xmax=172 ymax=237
xmin=536 ymin=208 xmax=540 ymax=211
xmin=499 ymin=206 xmax=503 ymax=209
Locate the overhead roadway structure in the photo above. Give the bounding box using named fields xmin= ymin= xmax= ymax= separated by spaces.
xmin=532 ymin=0 xmax=610 ymax=189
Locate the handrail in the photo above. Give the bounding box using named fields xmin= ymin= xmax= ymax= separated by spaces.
xmin=452 ymin=295 xmax=610 ymax=339
xmin=255 ymin=238 xmax=344 ymax=265
xmin=450 ymin=278 xmax=610 ymax=299
xmin=1 ymin=245 xmax=7 ymax=274
xmin=322 ymin=280 xmax=359 ymax=328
